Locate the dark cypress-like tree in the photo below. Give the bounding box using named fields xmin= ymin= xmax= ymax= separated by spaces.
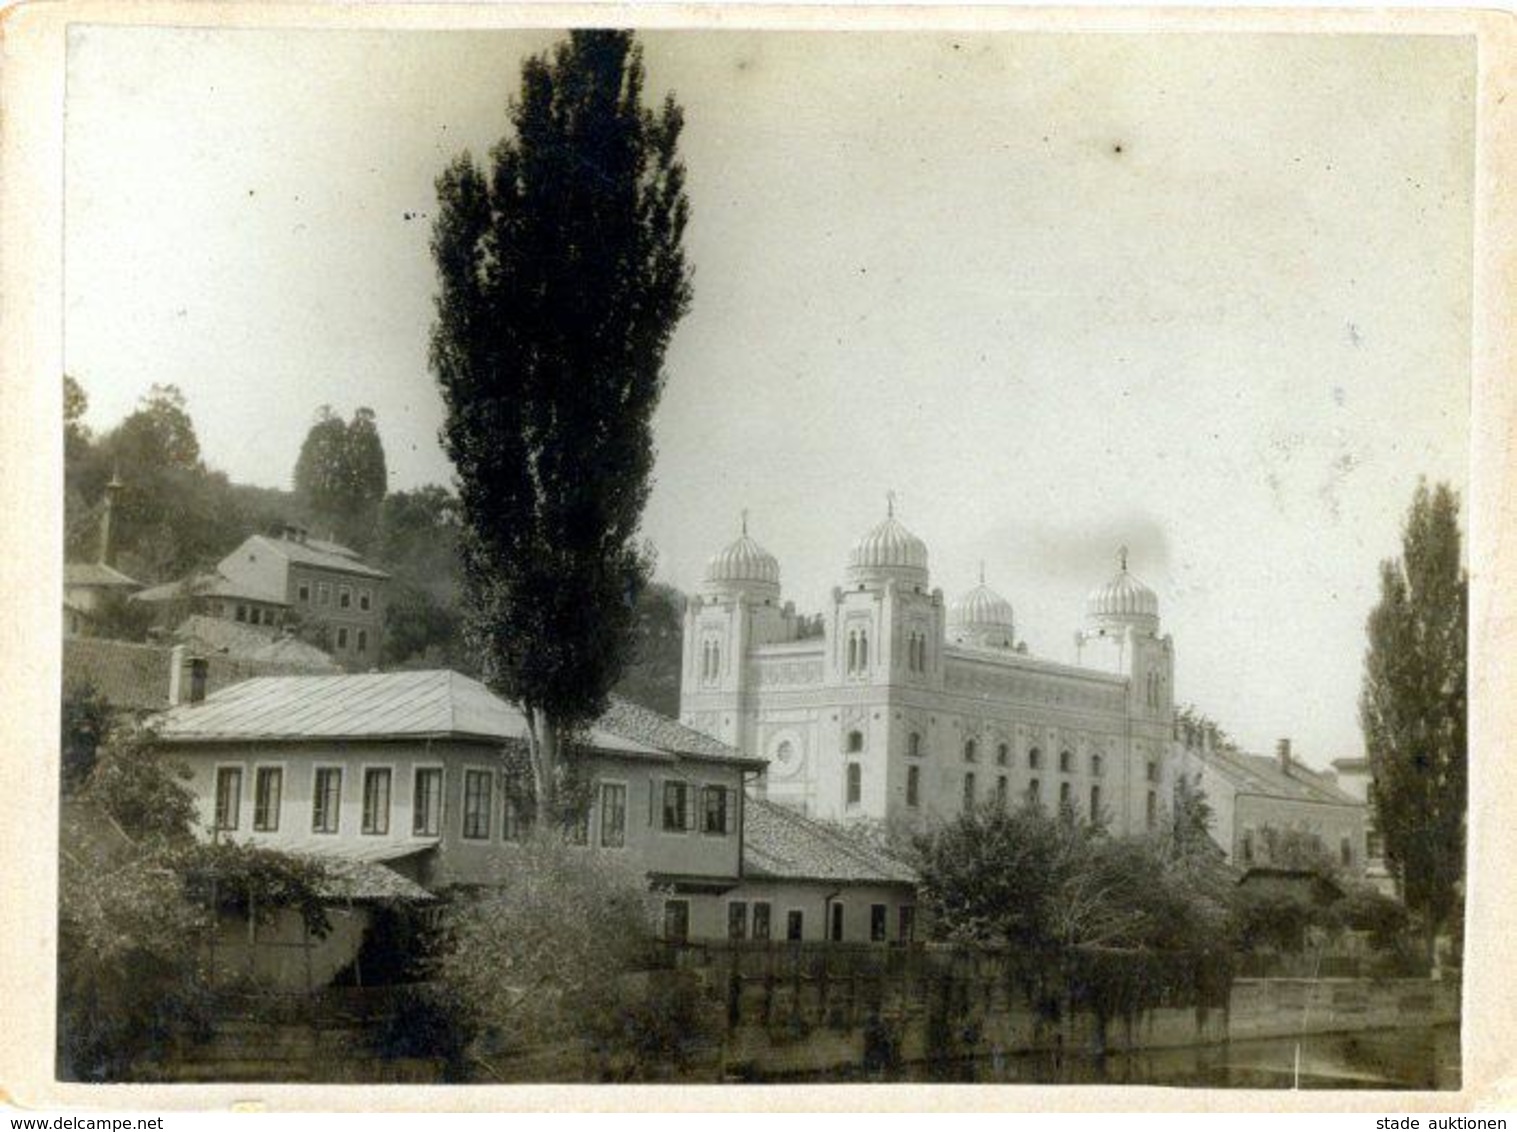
xmin=428 ymin=30 xmax=691 ymax=823
xmin=293 ymin=405 xmax=388 ymax=550
xmin=1359 ymin=480 xmax=1468 ymax=964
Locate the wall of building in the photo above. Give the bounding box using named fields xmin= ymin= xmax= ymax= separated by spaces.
xmin=284 ymin=565 xmax=386 ymax=668
xmin=668 ymin=881 xmax=917 ymax=944
xmin=207 ymin=904 xmax=370 ymax=991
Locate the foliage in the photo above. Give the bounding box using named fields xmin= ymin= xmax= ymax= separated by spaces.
xmin=581 ymin=970 xmax=719 ymax=1081
xmin=1360 ymin=480 xmax=1467 ymax=958
xmin=61 ymin=682 xmax=113 ymax=792
xmin=612 ymin=581 xmax=687 ymax=717
xmin=78 ymin=721 xmax=198 ymax=846
xmin=429 ymin=29 xmax=691 ymax=820
xmin=430 ymin=830 xmax=656 ymax=1059
xmin=1174 ymin=703 xmax=1240 ymax=752
xmin=178 ymin=841 xmax=332 ymax=940
xmin=293 ymin=405 xmax=389 ymax=551
xmin=373 ymin=486 xmax=469 ymax=669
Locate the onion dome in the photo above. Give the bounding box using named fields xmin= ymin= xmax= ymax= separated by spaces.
xmin=847 ymin=493 xmax=929 ymax=587
xmin=703 ymin=512 xmax=780 ymax=600
xmin=1086 ymin=546 xmax=1159 ymax=631
xmin=949 ymin=563 xmax=1016 ymax=648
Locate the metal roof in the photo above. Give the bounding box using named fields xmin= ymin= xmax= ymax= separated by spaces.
xmin=153 ymin=670 xmax=722 ymax=763
xmin=242 ymin=534 xmax=390 ymax=580
xmin=1206 ymin=747 xmax=1361 ymax=806
xmin=743 ymin=798 xmax=918 ymax=886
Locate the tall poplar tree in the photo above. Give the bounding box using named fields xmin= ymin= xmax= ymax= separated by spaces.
xmin=1359 ymin=480 xmax=1468 ymax=963
xmin=429 ymin=30 xmax=691 ymax=822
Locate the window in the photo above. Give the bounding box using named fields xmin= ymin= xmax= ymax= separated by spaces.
xmin=1091 ymin=753 xmax=1103 ymax=777
xmin=337 ymin=627 xmax=349 ymax=649
xmin=339 ymin=585 xmax=352 ymax=609
xmin=463 ymin=770 xmax=492 ymax=840
xmin=963 ymin=739 xmax=977 ymax=763
xmin=1146 ymin=790 xmax=1158 ymax=830
xmin=663 ymin=900 xmax=690 ymax=942
xmin=413 ymin=768 xmax=442 ymax=836
xmin=702 ymin=786 xmax=729 ymax=835
xmin=870 ymin=904 xmax=888 ymax=943
xmin=235 ymin=604 xmax=248 ymax=623
xmin=1340 ymin=837 xmax=1354 ymax=868
xmin=1028 ymin=747 xmax=1042 ymax=771
xmin=963 ymin=772 xmax=976 ymax=810
xmin=846 ymin=763 xmax=862 ymax=806
xmin=502 ymin=793 xmax=525 ymax=842
xmin=728 ymin=902 xmax=748 ymax=940
xmin=359 ymin=588 xmax=371 ymax=611
xmin=214 ymin=767 xmax=242 ymax=831
xmin=1089 ymin=784 xmax=1102 ymax=821
xmin=1059 ymin=781 xmax=1073 ymax=808
xmin=253 ymin=767 xmax=281 ymax=831
xmin=847 ymin=633 xmax=857 ymax=673
xmin=996 ymin=775 xmax=1008 ymax=807
xmin=908 ymin=732 xmax=921 ymax=758
xmin=357 ymin=629 xmax=368 ymax=655
xmin=847 ymin=730 xmax=864 ymax=753
xmin=859 ymin=631 xmax=869 ymax=670
xmin=829 ymin=902 xmax=845 ymax=942
xmin=997 ymin=743 xmax=1009 ymax=767
xmin=898 ymin=906 xmax=916 ymax=944
xmin=362 ymin=768 xmax=391 ymax=835
xmin=1028 ymin=778 xmax=1042 ymax=806
xmin=1147 ymin=760 xmax=1161 ymax=784
xmin=753 ymin=902 xmax=772 ymax=941
xmin=313 ymin=768 xmax=342 ymax=833
xmin=298 ymin=583 xmax=310 ymax=603
xmin=906 ymin=765 xmax=920 ymax=808
xmin=1241 ymin=830 xmax=1255 ymax=864
xmin=662 ymin=781 xmax=690 ymax=831
xmin=600 ymin=783 xmax=627 ymax=848
xmin=1059 ymin=750 xmax=1073 ymax=774
xmin=786 ymin=910 xmax=804 ymax=941
xmin=317 ymin=582 xmax=331 ymax=606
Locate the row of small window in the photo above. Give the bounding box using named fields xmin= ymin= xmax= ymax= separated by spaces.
xmin=662 ymin=899 xmax=916 ymax=944
xmin=233 ymin=604 xmax=281 ymax=627
xmin=697 ymin=640 xmax=723 ymax=684
xmin=1238 ymin=827 xmax=1359 ymax=868
xmin=295 ymin=580 xmax=374 ymax=612
xmin=845 ymin=629 xmax=871 ymax=674
xmin=904 ymin=631 xmax=929 ymax=673
xmin=212 ymin=765 xmax=734 ymax=846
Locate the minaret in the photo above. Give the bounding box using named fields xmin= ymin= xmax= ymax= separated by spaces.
xmin=99 ymin=466 xmax=124 ymax=567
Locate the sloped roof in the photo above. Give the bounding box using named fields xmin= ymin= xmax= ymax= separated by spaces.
xmin=599 ymin=695 xmax=764 ymax=767
xmin=1207 ymin=747 xmax=1361 ymax=806
xmin=743 ymin=798 xmax=918 ymax=886
xmin=64 ymin=562 xmax=142 ymax=589
xmin=133 ymin=572 xmax=291 ymax=606
xmin=153 ymin=670 xmax=714 ymax=764
xmin=244 ymin=534 xmax=390 ymax=580
xmin=174 ymin=615 xmax=338 ymax=672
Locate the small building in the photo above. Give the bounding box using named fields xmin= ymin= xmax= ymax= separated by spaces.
xmin=1327 ymin=755 xmax=1396 ymax=895
xmin=134 ymin=526 xmax=390 ymax=670
xmin=171 ymin=614 xmax=340 ymax=673
xmin=1172 ymin=732 xmax=1369 ymax=877
xmin=63 ymin=470 xmax=142 ymax=636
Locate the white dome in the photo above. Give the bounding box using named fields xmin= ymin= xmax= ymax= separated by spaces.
xmin=1086 ymin=547 xmax=1159 ymax=628
xmin=847 ymin=509 xmax=929 ymax=586
xmin=703 ymin=516 xmax=780 ymax=599
xmin=949 ymin=573 xmax=1016 ymax=649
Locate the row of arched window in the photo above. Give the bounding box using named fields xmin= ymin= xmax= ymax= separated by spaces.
xmin=1145 ymin=670 xmax=1168 ymax=707
xmin=698 ymin=639 xmax=723 ymax=684
xmin=845 ymin=629 xmax=871 ymax=675
xmin=897 ymin=736 xmax=1107 ymax=776
xmin=906 ymin=632 xmax=929 ymax=673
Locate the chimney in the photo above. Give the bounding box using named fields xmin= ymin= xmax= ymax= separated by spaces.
xmin=98 ymin=466 xmax=123 ymax=567
xmin=1277 ymin=738 xmax=1293 ymax=776
xmin=169 ymin=646 xmax=209 ymax=706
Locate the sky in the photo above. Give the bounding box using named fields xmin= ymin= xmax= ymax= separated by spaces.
xmin=64 ymin=26 xmax=1475 ymax=766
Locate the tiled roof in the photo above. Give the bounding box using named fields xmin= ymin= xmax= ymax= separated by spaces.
xmin=600 ymin=696 xmax=764 ymax=767
xmin=314 ymin=857 xmax=435 ymax=902
xmin=64 ymin=562 xmax=143 ymax=589
xmin=174 ymin=615 xmax=338 ymax=672
xmin=133 ymin=572 xmax=290 ymax=606
xmin=154 ymin=670 xmax=687 ymax=762
xmin=1207 ymin=747 xmax=1360 ymax=806
xmin=246 ymin=534 xmax=390 ymax=580
xmin=743 ymin=798 xmax=918 ymax=886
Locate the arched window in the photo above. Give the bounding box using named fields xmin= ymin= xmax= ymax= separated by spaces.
xmin=1059 ymin=750 xmax=1073 ymax=774
xmin=846 ymin=763 xmax=862 ymax=806
xmin=1091 ymin=753 xmax=1103 ymax=777
xmin=1028 ymin=747 xmax=1042 ymax=771
xmin=997 ymin=743 xmax=1009 ymax=767
xmin=847 ymin=633 xmax=857 ymax=674
xmin=847 ymin=730 xmax=864 ymax=754
xmin=1090 ymin=785 xmax=1102 ymax=821
xmin=908 ymin=732 xmax=921 ymax=758
xmin=859 ymin=631 xmax=869 ymax=670
xmin=963 ymin=739 xmax=977 ymax=764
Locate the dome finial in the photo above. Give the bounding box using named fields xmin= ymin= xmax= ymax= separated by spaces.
xmin=741 ymin=508 xmax=749 ymax=537
xmin=1118 ymin=545 xmax=1129 ymax=572
xmin=979 ymin=559 xmax=985 ymax=586
xmin=886 ymin=489 xmax=896 ymax=519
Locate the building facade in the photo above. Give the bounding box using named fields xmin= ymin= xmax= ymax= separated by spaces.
xmin=679 ymin=507 xmax=1176 ymax=835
